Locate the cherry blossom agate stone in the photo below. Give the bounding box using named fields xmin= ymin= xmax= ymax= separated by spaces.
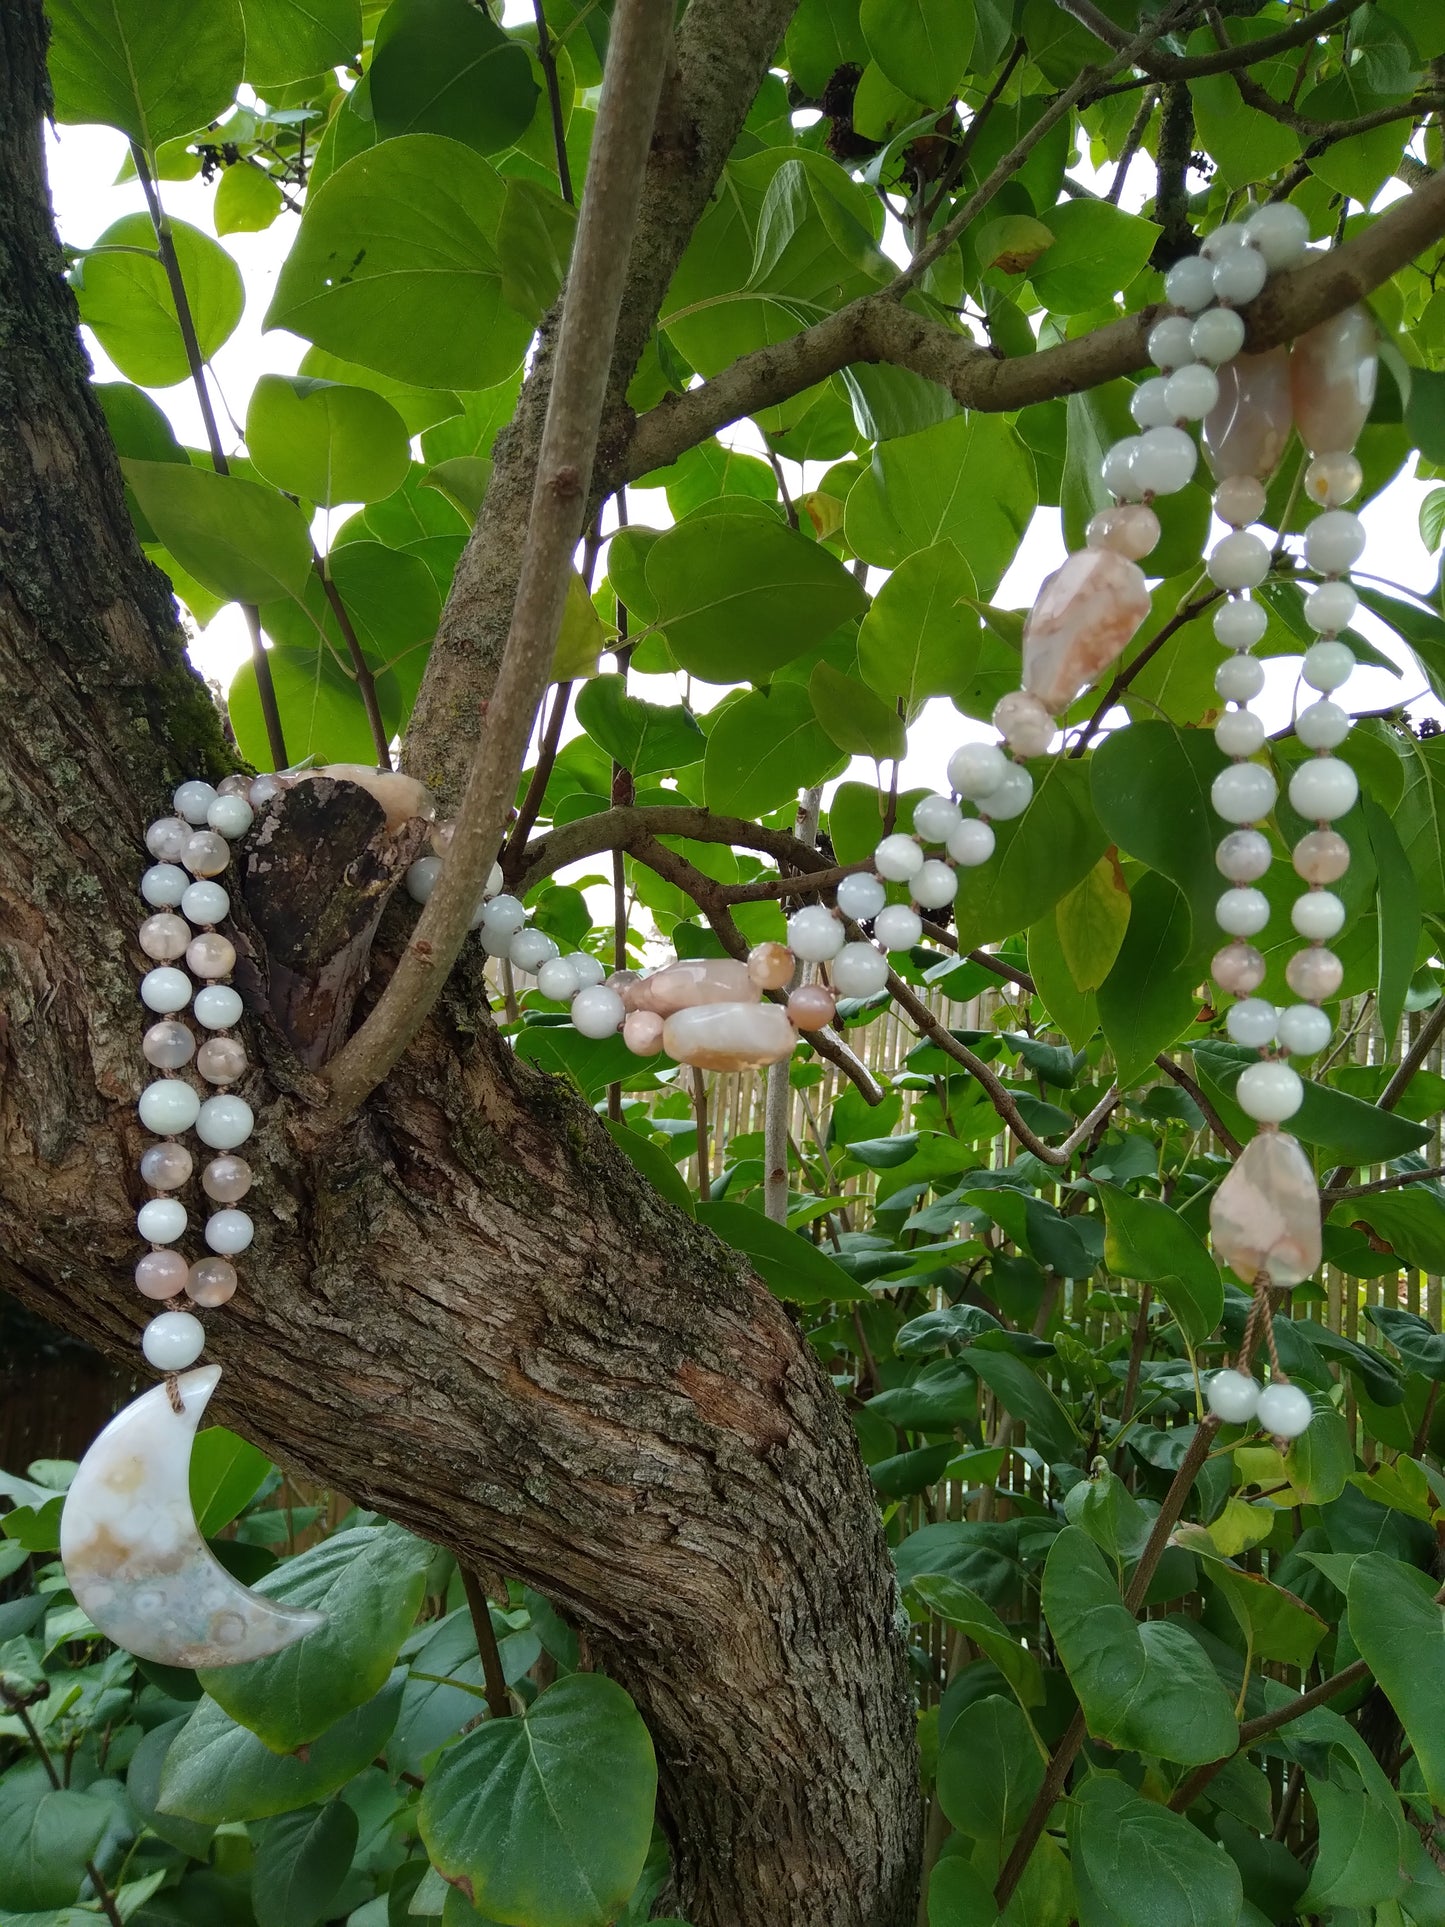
xmin=1290 ymin=306 xmax=1378 ymax=457
xmin=661 ymin=1001 xmax=796 ymax=1070
xmin=622 ymin=1009 xmax=665 ymax=1055
xmin=1209 ymin=1130 xmax=1321 ymax=1288
xmin=289 ymin=765 xmax=434 ymax=831
xmin=1202 ymin=349 xmax=1292 ymax=480
xmin=633 ymin=958 xmax=759 ymax=1016
xmin=1021 ymin=550 xmax=1152 ymax=714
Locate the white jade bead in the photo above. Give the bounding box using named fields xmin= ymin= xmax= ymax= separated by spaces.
xmin=985 ymin=765 xmax=1033 ymax=821
xmin=1278 ymin=1003 xmax=1332 ymax=1055
xmin=1296 ymin=700 xmax=1351 ymax=751
xmin=1217 ymin=829 xmax=1271 ymax=882
xmin=1227 ymin=997 xmax=1277 ymax=1047
xmin=141 ymin=863 xmax=189 ymax=908
xmin=248 ymin=774 xmax=282 ymax=807
xmin=1212 ymin=245 xmax=1268 ymax=306
xmin=137 ymin=1197 xmax=188 ymax=1244
xmin=570 ymin=953 xmax=606 ymax=988
xmin=1212 ymin=762 xmax=1277 ymax=823
xmin=1237 ymin=1058 xmax=1304 ymax=1122
xmin=836 ymin=873 xmax=886 ymax=921
xmin=788 ymin=905 xmax=846 ymax=961
xmin=874 ymin=833 xmax=924 ymax=882
xmin=1164 ymin=254 xmax=1215 ymax=312
xmin=1134 ymin=424 xmax=1197 ymax=495
xmin=948 ymin=819 xmax=996 ymax=867
xmin=1217 ymin=887 xmax=1270 ymax=936
xmin=146 ymin=817 xmax=190 ymax=861
xmin=571 ymin=984 xmax=625 ymax=1038
xmin=207 ymin=795 xmax=254 ymax=839
xmin=197 ymin=1094 xmax=254 ymax=1149
xmin=1191 ymin=307 xmax=1247 ymax=364
xmin=141 ymin=967 xmax=192 ymax=1014
xmin=1101 ymin=437 xmax=1145 ymax=500
xmin=1216 ymin=655 xmax=1265 ymax=702
xmin=1292 ymin=890 xmax=1345 ymax=940
xmin=1244 ymin=201 xmax=1310 ymax=269
xmin=537 ymin=956 xmax=581 ymax=1002
xmin=1148 ymin=315 xmax=1197 ymax=371
xmin=1288 ymin=757 xmax=1358 ymax=820
xmin=1201 ymin=221 xmax=1250 ymax=258
xmin=913 ymin=794 xmax=962 ymax=844
xmin=181 ymin=881 xmax=229 ymax=925
xmin=479 ymin=894 xmax=526 ymax=940
xmin=138 ymin=1079 xmax=201 ymax=1135
xmin=948 ymin=742 xmax=1008 ymax=801
xmin=875 ymin=903 xmax=923 ymax=951
xmin=510 ymin=929 xmax=558 ymax=973
xmin=1216 ymin=709 xmax=1265 ymax=758
xmin=1215 ymin=475 xmax=1267 ymax=529
xmin=1305 ymin=451 xmax=1363 ymax=510
xmin=1163 ymin=363 xmax=1219 ymax=420
xmin=193 ymin=983 xmax=242 ymax=1029
xmin=831 ymin=942 xmax=889 ymax=998
xmin=406 ymin=856 xmax=442 ymax=903
xmin=1214 ymin=598 xmax=1268 ymax=651
xmin=912 ymin=859 xmax=958 ymax=909
xmin=1256 ymin=1381 xmax=1313 ymax=1437
xmin=1207 ymin=1368 xmax=1261 ymax=1424
xmin=205 ymin=1209 xmax=254 ymax=1255
xmin=1304 ymin=581 xmax=1358 ymax=635
xmin=173 ymin=781 xmax=217 ymax=825
xmin=143 ymin=1311 xmax=206 ymax=1371
xmin=1208 ymin=530 xmax=1271 ymax=591
xmin=1304 ymin=509 xmax=1366 ymax=576
xmin=1302 ymin=640 xmax=1356 ymax=692
xmin=1131 ymin=376 xmax=1175 ymax=430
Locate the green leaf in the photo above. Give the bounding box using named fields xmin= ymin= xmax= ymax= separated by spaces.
xmin=241 ymin=0 xmax=360 ymax=84
xmin=95 ymin=381 xmax=187 ymax=465
xmin=1364 ymin=796 xmax=1421 ymax=1042
xmin=1028 ymin=200 xmax=1159 ymax=315
xmin=695 ymin=1199 xmax=866 ymax=1304
xmin=1069 ymin=1775 xmax=1244 ymax=1927
xmin=927 ymin=1853 xmax=1000 ymax=1927
xmin=1056 ymin=853 xmax=1130 ymax=992
xmin=266 ymin=136 xmax=530 ymax=389
xmin=602 ymin=1120 xmax=695 ymax=1216
xmin=48 ymin=0 xmax=243 ymax=149
xmin=859 ymin=0 xmax=974 ymax=107
xmin=1091 ymin=721 xmax=1225 ymax=935
xmin=514 ymin=1025 xmax=637 ymax=1101
xmin=1421 ymin=488 xmax=1445 ymax=553
xmin=937 ymin=1695 xmax=1042 ymax=1853
xmin=371 ymin=0 xmax=538 ymax=155
xmin=497 ymin=176 xmax=577 ymax=320
xmin=125 ymin=460 xmax=312 ymax=604
xmin=196 ymin=1525 xmax=431 ymax=1749
xmin=645 ymin=515 xmax=866 ymax=684
xmin=125 ymin=1717 xmax=215 ymax=1859
xmin=1096 ymin=1184 xmax=1222 ymax=1348
xmin=1365 ymin=1304 xmax=1445 ymax=1379
xmin=419 ymin=1675 xmax=656 ymax=1927
xmin=0 ymin=1780 xmax=113 ymax=1912
xmin=215 ymin=161 xmax=284 ymax=234
xmin=1286 ymin=1405 xmax=1354 ymax=1506
xmin=301 ymin=346 xmax=463 ymax=436
xmin=190 ymin=1426 xmax=270 ymax=1537
xmin=909 ymin=1576 xmax=1044 ymax=1709
xmin=1096 ymin=874 xmax=1200 ymax=1087
xmin=855 ymin=541 xmax=981 ymax=713
xmin=784 ymin=0 xmax=870 ymax=93
xmin=74 ymin=213 xmax=244 ymax=388
xmin=967 ymin=1351 xmax=1082 ymax=1469
xmin=1191 ymin=1550 xmax=1328 ymax=1671
xmin=251 ymin=1801 xmax=360 ymax=1927
xmin=954 ymin=756 xmax=1107 ymax=951
xmin=703 ymin=684 xmax=845 ymax=817
xmin=1348 ymin=1552 xmax=1445 ymax=1810
xmin=246 ymin=375 xmax=411 ymax=508
xmin=809 ymin=662 xmax=906 ymax=761
xmin=1298 ymin=1743 xmax=1410 ymax=1912
xmin=1192 ymin=1041 xmax=1430 ymax=1163
xmin=574 ymin=677 xmax=704 ymax=777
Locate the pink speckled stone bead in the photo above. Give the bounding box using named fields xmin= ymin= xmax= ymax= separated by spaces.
xmin=1212 ymin=941 xmax=1267 ymax=995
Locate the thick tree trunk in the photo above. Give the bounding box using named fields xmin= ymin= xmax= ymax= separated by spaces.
xmin=0 ymin=10 xmax=923 ymax=1924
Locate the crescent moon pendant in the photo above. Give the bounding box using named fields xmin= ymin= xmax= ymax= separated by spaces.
xmin=60 ymin=1366 xmax=325 ymax=1667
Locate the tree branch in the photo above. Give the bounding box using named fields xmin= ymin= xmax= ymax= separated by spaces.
xmin=1323 ymin=1162 xmax=1445 ymax=1203
xmin=1168 ymin=1658 xmax=1372 ymax=1814
xmin=1325 ymin=995 xmax=1445 ymax=1190
xmin=1058 ymin=0 xmax=1368 ymax=80
xmin=532 ymin=0 xmax=575 ymax=206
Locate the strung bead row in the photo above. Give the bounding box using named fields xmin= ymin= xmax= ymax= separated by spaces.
xmin=1206 ymin=1366 xmax=1312 ymax=1439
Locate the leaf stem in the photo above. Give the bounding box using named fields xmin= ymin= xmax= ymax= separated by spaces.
xmin=532 ymin=0 xmax=575 ymax=205
xmin=311 ymin=551 xmax=393 ymax=769
xmin=460 ymin=1567 xmax=511 ymax=1721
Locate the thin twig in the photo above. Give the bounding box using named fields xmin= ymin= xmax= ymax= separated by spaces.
xmin=1107 ymin=87 xmax=1158 ymax=204
xmin=532 ymin=0 xmax=575 ymax=204
xmin=505 ymin=679 xmax=574 ymax=873
xmin=459 ymin=1567 xmax=511 ymax=1721
xmin=1056 ymin=0 xmax=1366 ymax=80
xmin=692 ymin=1066 xmax=711 ymax=1195
xmin=921 ymin=37 xmax=1027 ymax=226
xmin=1325 ymin=997 xmax=1445 ymax=1190
xmin=1324 ymin=1163 xmax=1445 ymax=1203
xmin=312 ymin=552 xmax=392 ymax=769
xmin=1168 ymin=1658 xmax=1372 ymax=1813
xmin=4 ymin=1696 xmax=125 ymax=1927
xmin=1070 ymin=591 xmax=1220 ymax=755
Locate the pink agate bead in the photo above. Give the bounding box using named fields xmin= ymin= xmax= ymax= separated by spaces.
xmin=135 ymin=1249 xmax=188 ymax=1300
xmin=187 ymin=1258 xmax=238 ymax=1308
xmin=1021 ymin=549 xmax=1152 ymax=714
xmin=622 ymin=1009 xmax=664 ymax=1055
xmin=635 ymin=958 xmax=758 ymax=1016
xmin=1212 ymin=941 xmax=1266 ymax=995
xmin=1293 ymin=829 xmax=1350 ymax=885
xmin=139 ymin=913 xmax=190 ymax=961
xmin=1085 ymin=503 xmax=1160 ymax=561
xmin=747 ymin=942 xmax=795 ymax=991
xmin=1285 ymin=946 xmax=1343 ymax=1000
xmin=1203 ymin=349 xmax=1291 ymax=480
xmin=1209 ymin=1131 xmax=1321 ymax=1288
xmin=788 ymin=984 xmax=836 ymax=1031
xmin=1290 ymin=307 xmax=1377 ymax=457
xmin=661 ymin=1001 xmax=796 ymax=1071
xmin=302 ymin=764 xmax=435 ymax=831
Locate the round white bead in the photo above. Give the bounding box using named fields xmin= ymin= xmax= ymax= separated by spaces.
xmin=1288 ymin=756 xmax=1358 ymax=821
xmin=141 ymin=863 xmax=189 ymax=908
xmin=479 ymin=894 xmax=526 ymax=941
xmin=1217 ymin=887 xmax=1270 ymax=936
xmin=947 ymin=819 xmax=996 ymax=867
xmin=1212 ymin=245 xmax=1268 ymax=306
xmin=570 ymin=953 xmax=606 ymax=988
xmin=197 ymin=1094 xmax=254 ymax=1149
xmin=1130 ymin=376 xmax=1175 ymax=430
xmin=1304 ymin=509 xmax=1366 ymax=577
xmin=173 ymin=781 xmax=218 ymax=826
xmin=1133 ymin=424 xmax=1198 ymax=496
xmin=1101 ymin=436 xmax=1144 ymax=501
xmin=405 ymin=856 xmax=442 ymax=904
xmin=788 ymin=904 xmax=846 ymax=960
xmin=138 ymin=1079 xmax=201 ymax=1135
xmin=875 ymin=903 xmax=922 ymax=951
xmin=1217 ymin=829 xmax=1271 ymax=882
xmin=137 ymin=1197 xmax=188 ymax=1244
xmin=1163 ymin=363 xmax=1219 ymax=421
xmin=537 ymin=956 xmax=581 ymax=1002
xmin=1214 ymin=475 xmax=1268 ymax=529
xmin=571 ymin=984 xmax=626 ymax=1038
xmin=1236 ymin=1058 xmax=1304 ymax=1122
xmin=1296 ymin=700 xmax=1351 ymax=751
xmin=984 ymin=764 xmax=1033 ymax=822
xmin=180 ymin=881 xmax=229 ymax=925
xmin=1208 ymin=530 xmax=1271 ymax=591
xmin=1216 ymin=654 xmax=1266 ymax=701
xmin=510 ymin=928 xmax=559 ymax=973
xmin=947 ymin=742 xmax=1008 ymax=801
xmin=205 ymin=1208 xmax=254 ymax=1255
xmin=992 ymin=690 xmax=1056 ymax=756
xmin=873 ymin=833 xmax=924 ymax=882
xmin=831 ymin=942 xmax=889 ymax=999
xmin=836 ymin=873 xmax=887 ymax=921
xmin=248 ymin=775 xmax=282 ymax=807
xmin=141 ymin=966 xmax=191 ymax=1014
xmin=1212 ymin=761 xmax=1277 ymax=823
xmin=1226 ymin=997 xmax=1277 ymax=1048
xmin=1207 ymin=1368 xmax=1261 ymax=1424
xmin=1148 ymin=314 xmax=1197 ymax=371
xmin=146 ymin=817 xmax=190 ymax=862
xmin=193 ymin=984 xmax=243 ymax=1029
xmin=1302 ymin=640 xmax=1356 ymax=693
xmin=912 ymin=794 xmax=962 ymax=845
xmin=1190 ymin=306 xmax=1247 ymax=365
xmin=1164 ymin=254 xmax=1216 ymax=312
xmin=912 ymin=859 xmax=958 ymax=909
xmin=1291 ymin=889 xmax=1345 ymax=940
xmin=206 ymin=795 xmax=254 ymax=840
xmin=1303 ymin=581 xmax=1358 ymax=636
xmin=1201 ymin=221 xmax=1251 ymax=259
xmin=143 ymin=1311 xmax=206 ymax=1372
xmin=1213 ymin=598 xmax=1268 ymax=651
xmin=1215 ymin=708 xmax=1265 ymax=758
xmin=1256 ymin=1381 xmax=1313 ymax=1438
xmin=1277 ymin=1002 xmax=1332 ymax=1055
xmin=1244 ymin=200 xmax=1310 ymax=270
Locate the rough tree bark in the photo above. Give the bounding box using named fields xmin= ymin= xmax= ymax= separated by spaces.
xmin=0 ymin=9 xmax=922 ymax=1925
